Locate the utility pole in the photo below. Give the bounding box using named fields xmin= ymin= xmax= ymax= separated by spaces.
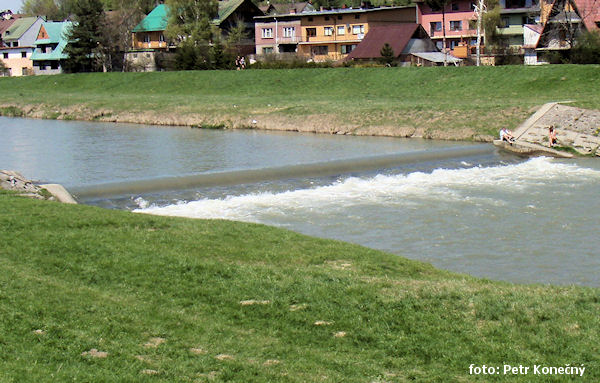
xmin=474 ymin=0 xmax=486 ymax=66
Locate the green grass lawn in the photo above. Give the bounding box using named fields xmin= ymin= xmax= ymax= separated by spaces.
xmin=2 ymin=65 xmax=600 ymax=140
xmin=1 ymin=191 xmax=598 ymax=382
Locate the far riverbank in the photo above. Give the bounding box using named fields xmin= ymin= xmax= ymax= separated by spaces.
xmin=2 ymin=65 xmax=599 ymax=142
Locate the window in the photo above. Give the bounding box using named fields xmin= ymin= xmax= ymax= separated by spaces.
xmin=46 ymin=46 xmax=52 ymax=53
xmin=13 ymin=41 xmax=19 ymax=47
xmin=324 ymin=16 xmax=330 ymax=21
xmin=2 ymin=53 xmax=7 ymax=59
xmin=22 ymin=67 xmax=27 ymax=75
xmin=283 ymin=27 xmax=295 ymax=38
xmin=262 ymin=28 xmax=273 ymax=38
xmin=337 ymin=25 xmax=345 ymax=35
xmin=450 ymin=20 xmax=462 ymax=31
xmin=263 ymin=46 xmax=274 ymax=54
xmin=500 ymin=17 xmax=509 ymax=28
xmin=159 ymin=34 xmax=165 ymax=42
xmin=341 ymin=44 xmax=356 ymax=54
xmin=337 ymin=15 xmax=342 ymax=20
xmin=306 ymin=27 xmax=317 ymax=37
xmin=505 ymin=0 xmax=525 ymax=7
xmin=21 ymin=52 xmax=27 ymax=58
xmin=430 ymin=21 xmax=442 ymax=35
xmin=324 ymin=26 xmax=334 ymax=36
xmin=354 ymin=14 xmax=360 ymax=19
xmin=308 ymin=17 xmax=313 ymax=21
xmin=144 ymin=34 xmax=151 ymax=43
xmin=522 ymin=16 xmax=535 ymax=24
xmin=469 ymin=19 xmax=477 ymax=30
xmin=51 ymin=62 xmax=58 ymax=70
xmin=352 ymin=25 xmax=364 ymax=34
xmin=40 ymin=63 xmax=47 ymax=70
xmin=311 ymin=45 xmax=328 ymax=55
xmin=451 ymin=2 xmax=459 ymax=10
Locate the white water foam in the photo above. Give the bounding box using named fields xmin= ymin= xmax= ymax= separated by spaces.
xmin=135 ymin=157 xmax=600 ymax=222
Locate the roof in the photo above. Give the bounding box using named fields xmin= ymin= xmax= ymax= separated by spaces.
xmin=267 ymin=2 xmax=313 ymax=15
xmin=2 ymin=16 xmax=37 ymax=41
xmin=213 ymin=0 xmax=264 ymax=24
xmin=499 ymin=6 xmax=539 ymax=14
xmin=412 ymin=51 xmax=462 ymax=64
xmin=31 ymin=21 xmax=73 ymax=61
xmin=132 ymin=3 xmax=168 ymax=33
xmin=524 ymin=24 xmax=543 ymax=34
xmin=133 ymin=0 xmax=262 ymax=32
xmin=301 ymin=4 xmax=415 ymax=16
xmin=573 ymin=0 xmax=600 ymax=30
xmin=346 ymin=24 xmax=420 ymax=60
xmin=0 ymin=14 xmax=20 ymax=36
xmin=215 ymin=0 xmax=245 ymax=23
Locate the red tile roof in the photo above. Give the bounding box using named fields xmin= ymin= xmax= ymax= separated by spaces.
xmin=574 ymin=0 xmax=600 ymax=30
xmin=346 ymin=24 xmax=421 ymax=60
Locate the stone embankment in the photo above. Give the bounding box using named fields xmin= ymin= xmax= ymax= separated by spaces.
xmin=495 ymin=103 xmax=600 ymax=157
xmin=0 ymin=170 xmax=77 ymax=203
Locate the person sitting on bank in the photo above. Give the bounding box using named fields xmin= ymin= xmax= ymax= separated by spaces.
xmin=549 ymin=126 xmax=557 ymax=147
xmin=500 ymin=127 xmax=515 ymax=143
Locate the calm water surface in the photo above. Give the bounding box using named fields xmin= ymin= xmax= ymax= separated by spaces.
xmin=2 ymin=117 xmax=599 ymax=286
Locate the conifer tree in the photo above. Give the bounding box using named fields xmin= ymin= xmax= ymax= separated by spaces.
xmin=63 ymin=0 xmax=106 ymax=73
xmin=379 ymin=43 xmax=395 ymax=66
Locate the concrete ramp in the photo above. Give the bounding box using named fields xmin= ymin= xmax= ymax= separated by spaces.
xmin=505 ymin=102 xmax=600 ymax=157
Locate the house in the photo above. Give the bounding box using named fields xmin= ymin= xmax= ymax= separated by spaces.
xmin=0 ymin=16 xmax=44 ymax=76
xmin=128 ymin=3 xmax=170 ymax=71
xmin=255 ymin=13 xmax=302 ymax=54
xmin=255 ymin=5 xmax=417 ymax=61
xmin=526 ymin=0 xmax=587 ymax=64
xmin=345 ymin=24 xmax=450 ymax=65
xmin=30 ymin=21 xmax=73 ymax=75
xmin=496 ymin=0 xmax=539 ymax=50
xmin=573 ymin=0 xmax=600 ymax=30
xmin=215 ymin=0 xmax=265 ymax=54
xmin=416 ymin=0 xmax=478 ymax=59
xmin=127 ymin=0 xmax=264 ymax=70
xmin=260 ymin=2 xmax=315 ymax=16
xmin=0 ymin=11 xmax=21 ymax=48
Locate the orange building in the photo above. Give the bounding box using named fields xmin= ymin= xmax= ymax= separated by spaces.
xmin=256 ymin=6 xmax=417 ymax=62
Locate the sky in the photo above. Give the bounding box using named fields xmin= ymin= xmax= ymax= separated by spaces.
xmin=3 ymin=0 xmax=23 ymax=12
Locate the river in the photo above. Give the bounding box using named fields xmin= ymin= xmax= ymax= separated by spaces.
xmin=2 ymin=116 xmax=599 ymax=286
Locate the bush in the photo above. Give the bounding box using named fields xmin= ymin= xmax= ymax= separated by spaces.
xmin=248 ymin=53 xmax=334 ymax=69
xmin=571 ymin=31 xmax=600 ymax=64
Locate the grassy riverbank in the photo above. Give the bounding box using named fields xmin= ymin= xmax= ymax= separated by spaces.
xmin=1 ymin=65 xmax=600 ymax=140
xmin=1 ymin=191 xmax=598 ymax=382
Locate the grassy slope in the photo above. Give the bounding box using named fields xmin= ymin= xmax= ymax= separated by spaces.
xmin=1 ymin=191 xmax=598 ymax=382
xmin=1 ymin=65 xmax=600 ymax=139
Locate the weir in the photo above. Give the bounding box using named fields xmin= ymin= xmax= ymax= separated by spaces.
xmin=71 ymin=144 xmax=495 ymax=200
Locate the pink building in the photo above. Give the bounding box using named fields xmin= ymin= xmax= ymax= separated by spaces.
xmin=416 ymin=0 xmax=479 ymax=58
xmin=255 ymin=14 xmax=302 ymax=55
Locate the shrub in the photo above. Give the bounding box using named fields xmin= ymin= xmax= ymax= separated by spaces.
xmin=571 ymin=30 xmax=600 ymax=64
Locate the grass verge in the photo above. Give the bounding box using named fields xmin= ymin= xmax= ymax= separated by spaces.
xmin=1 ymin=65 xmax=599 ymax=140
xmin=0 ymin=191 xmax=598 ymax=382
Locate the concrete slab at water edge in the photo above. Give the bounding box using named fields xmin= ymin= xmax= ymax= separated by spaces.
xmin=0 ymin=170 xmax=77 ymax=203
xmin=508 ymin=103 xmax=600 ymax=157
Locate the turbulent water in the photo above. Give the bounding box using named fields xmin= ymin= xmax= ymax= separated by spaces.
xmin=2 ymin=117 xmax=599 ymax=286
xmin=135 ymin=157 xmax=600 ymax=286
